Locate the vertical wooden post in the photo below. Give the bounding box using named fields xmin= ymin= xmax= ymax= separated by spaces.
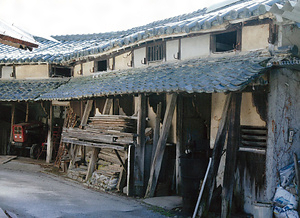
xmin=198 ymin=93 xmax=232 ymax=217
xmin=79 ymin=100 xmax=93 ymax=129
xmin=152 ymin=102 xmax=162 ymax=162
xmin=9 ymin=103 xmax=16 ymax=154
xmin=46 ymin=102 xmax=53 ymax=163
xmin=221 ymin=93 xmax=241 ymax=218
xmin=145 ymin=93 xmax=177 ymax=198
xmin=134 ymin=94 xmax=147 ymax=196
xmin=25 ymin=103 xmax=29 ymax=122
xmin=176 ymin=95 xmax=183 ymax=194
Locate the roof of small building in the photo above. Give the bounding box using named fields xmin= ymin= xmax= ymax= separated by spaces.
xmin=37 ymin=51 xmax=270 ymax=101
xmin=0 ymin=0 xmax=297 ymax=65
xmin=0 ymin=79 xmax=68 ymax=101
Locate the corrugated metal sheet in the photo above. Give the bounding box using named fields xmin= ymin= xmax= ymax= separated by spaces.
xmin=0 ymin=79 xmax=68 ymax=102
xmin=0 ymin=0 xmax=297 ymax=64
xmin=38 ymin=52 xmax=270 ymax=101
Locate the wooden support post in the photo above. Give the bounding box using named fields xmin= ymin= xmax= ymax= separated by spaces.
xmin=145 ymin=93 xmax=177 ymax=198
xmin=134 ymin=94 xmax=147 ymax=196
xmin=197 ymin=93 xmax=232 ymax=217
xmin=86 ymin=147 xmax=100 ymax=181
xmin=221 ymin=93 xmax=241 ymax=218
xmin=25 ymin=102 xmax=29 ymax=122
xmin=46 ymin=102 xmax=53 ymax=163
xmin=85 ymin=98 xmax=112 ymax=181
xmin=114 ymin=149 xmax=127 ymax=173
xmin=79 ymin=100 xmax=93 ymax=129
xmin=68 ymin=144 xmax=80 ymax=170
xmin=9 ymin=103 xmax=16 ymax=154
xmin=176 ymin=95 xmax=183 ymax=194
xmin=152 ymin=102 xmax=162 ymax=163
xmin=293 ymin=153 xmax=300 ymax=213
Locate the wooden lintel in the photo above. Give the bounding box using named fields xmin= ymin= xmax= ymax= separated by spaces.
xmin=145 ymin=93 xmax=177 ymax=198
xmin=197 ymin=93 xmax=232 ymax=217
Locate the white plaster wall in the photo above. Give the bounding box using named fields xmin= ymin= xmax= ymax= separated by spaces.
xmin=166 ymin=40 xmax=179 ymax=62
xmin=242 ymin=24 xmax=269 ymax=51
xmin=1 ymin=66 xmax=14 ymax=79
xmin=15 ymin=65 xmax=48 ymax=79
xmin=266 ymin=68 xmax=300 ymax=201
xmin=181 ymin=35 xmax=210 ymax=60
xmin=115 ymin=52 xmax=132 ymax=70
xmin=241 ymin=93 xmax=266 ymax=126
xmin=133 ymin=47 xmax=146 ymax=68
xmin=73 ymin=64 xmax=82 ymax=77
xmin=281 ymin=25 xmax=300 ymax=55
xmin=82 ymin=61 xmax=94 ymax=76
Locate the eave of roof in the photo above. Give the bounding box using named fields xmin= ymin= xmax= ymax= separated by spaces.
xmin=37 ymin=51 xmax=271 ymax=101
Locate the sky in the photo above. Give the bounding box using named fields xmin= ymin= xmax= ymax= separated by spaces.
xmin=0 ymin=0 xmax=223 ymax=37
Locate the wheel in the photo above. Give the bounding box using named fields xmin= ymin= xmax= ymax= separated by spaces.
xmin=30 ymin=144 xmax=41 ymax=159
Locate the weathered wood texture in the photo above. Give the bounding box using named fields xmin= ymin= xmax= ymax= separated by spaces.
xmin=145 ymin=93 xmax=177 ymax=198
xmin=197 ymin=93 xmax=232 ymax=217
xmin=176 ymin=95 xmax=183 ymax=194
xmin=86 ymin=147 xmax=100 ymax=180
xmin=134 ymin=94 xmax=147 ymax=196
xmin=46 ymin=103 xmax=53 ymax=163
xmin=152 ymin=102 xmax=162 ymax=163
xmin=80 ymin=100 xmax=94 ymax=128
xmin=221 ymin=93 xmax=241 ymax=218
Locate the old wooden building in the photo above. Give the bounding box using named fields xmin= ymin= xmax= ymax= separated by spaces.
xmin=0 ymin=0 xmax=300 ymax=216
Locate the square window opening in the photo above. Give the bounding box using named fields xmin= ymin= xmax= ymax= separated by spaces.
xmin=97 ymin=60 xmax=107 ymax=72
xmin=51 ymin=67 xmax=71 ymax=77
xmin=147 ymin=43 xmax=164 ymax=62
xmin=214 ymin=31 xmax=238 ymax=52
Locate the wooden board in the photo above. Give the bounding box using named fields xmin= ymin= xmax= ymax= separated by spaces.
xmin=0 ymin=155 xmax=17 ymax=164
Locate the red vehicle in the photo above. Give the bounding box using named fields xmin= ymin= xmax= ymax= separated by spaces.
xmin=11 ymin=122 xmax=46 ymax=158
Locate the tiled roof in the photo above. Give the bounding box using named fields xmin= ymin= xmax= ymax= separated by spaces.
xmin=0 ymin=0 xmax=297 ymax=64
xmin=38 ymin=51 xmax=270 ymax=100
xmin=0 ymin=79 xmax=68 ymax=101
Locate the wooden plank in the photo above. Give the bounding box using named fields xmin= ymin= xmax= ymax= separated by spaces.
xmin=241 ymin=135 xmax=267 ymax=140
xmin=62 ymin=137 xmax=125 ymax=150
xmin=86 ymin=147 xmax=100 ymax=181
xmin=197 ymin=93 xmax=232 ymax=217
xmin=241 ymin=141 xmax=267 ymax=147
xmin=0 ymin=155 xmax=17 ymax=164
xmin=9 ymin=103 xmax=15 ymax=144
xmin=238 ymin=147 xmax=266 ymax=154
xmin=80 ymin=100 xmax=93 ymax=128
xmin=46 ymin=102 xmax=53 ymax=163
xmin=176 ymin=95 xmax=183 ymax=194
xmin=134 ymin=94 xmax=147 ymax=196
xmin=221 ymin=93 xmax=241 ymax=218
xmin=145 ymin=93 xmax=177 ymax=198
xmin=152 ymin=102 xmax=162 ymax=163
xmin=103 ymin=98 xmax=113 ymax=115
xmin=114 ymin=149 xmax=127 ymax=173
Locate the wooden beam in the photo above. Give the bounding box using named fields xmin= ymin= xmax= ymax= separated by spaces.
xmin=114 ymin=149 xmax=127 ymax=173
xmin=134 ymin=94 xmax=147 ymax=196
xmin=25 ymin=103 xmax=29 ymax=122
xmin=9 ymin=103 xmax=15 ymax=144
xmin=145 ymin=93 xmax=177 ymax=198
xmin=86 ymin=147 xmax=100 ymax=180
xmin=46 ymin=102 xmax=53 ymax=163
xmin=176 ymin=95 xmax=183 ymax=194
xmin=79 ymin=100 xmax=93 ymax=129
xmin=197 ymin=93 xmax=232 ymax=217
xmin=152 ymin=102 xmax=162 ymax=162
xmin=221 ymin=93 xmax=241 ymax=218
xmin=103 ymin=98 xmax=113 ymax=115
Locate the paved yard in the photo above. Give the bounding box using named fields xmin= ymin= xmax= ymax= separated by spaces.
xmin=0 ymin=158 xmax=166 ymax=218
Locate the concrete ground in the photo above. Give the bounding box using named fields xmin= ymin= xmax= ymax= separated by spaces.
xmin=0 ymin=158 xmax=168 ymax=218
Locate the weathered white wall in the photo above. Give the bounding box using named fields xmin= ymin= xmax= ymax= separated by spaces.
xmin=133 ymin=47 xmax=146 ymax=68
xmin=74 ymin=64 xmax=82 ymax=77
xmin=241 ymin=92 xmax=266 ymax=126
xmin=266 ymin=68 xmax=300 ymax=201
xmin=181 ymin=35 xmax=210 ymax=60
xmin=15 ymin=65 xmax=49 ymax=79
xmin=1 ymin=66 xmax=14 ymax=79
xmin=82 ymin=61 xmax=94 ymax=76
xmin=166 ymin=40 xmax=179 ymax=62
xmin=115 ymin=52 xmax=132 ymax=70
xmin=242 ymin=24 xmax=269 ymax=51
xmin=281 ymin=25 xmax=300 ymax=54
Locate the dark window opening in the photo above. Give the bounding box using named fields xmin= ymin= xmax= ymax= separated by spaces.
xmin=51 ymin=67 xmax=71 ymax=77
xmin=97 ymin=60 xmax=107 ymax=72
xmin=214 ymin=31 xmax=237 ymax=52
xmin=147 ymin=43 xmax=164 ymax=62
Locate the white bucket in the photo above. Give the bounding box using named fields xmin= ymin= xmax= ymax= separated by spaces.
xmin=253 ymin=202 xmax=273 ymax=218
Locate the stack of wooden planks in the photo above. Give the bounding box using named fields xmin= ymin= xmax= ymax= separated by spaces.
xmin=62 ymin=115 xmax=137 ymax=150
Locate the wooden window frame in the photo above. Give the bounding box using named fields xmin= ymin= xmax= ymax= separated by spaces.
xmin=210 ymin=28 xmax=242 ymax=53
xmin=146 ymin=41 xmax=166 ymax=63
